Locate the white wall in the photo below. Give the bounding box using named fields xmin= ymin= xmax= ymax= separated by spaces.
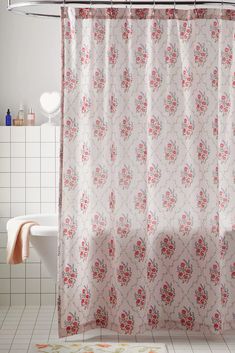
xmin=0 ymin=1 xmax=61 ymax=125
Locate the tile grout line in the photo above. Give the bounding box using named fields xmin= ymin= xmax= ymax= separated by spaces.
xmin=25 ymin=306 xmax=40 ymax=353
xmin=203 ymin=331 xmax=213 ymax=353
xmin=186 ymin=332 xmax=197 ymax=353
xmin=160 ymin=331 xmax=170 ymax=353
xmin=7 ymin=306 xmax=26 ymax=353
xmin=0 ymin=305 xmax=10 ymax=330
xmin=167 ymin=330 xmax=176 ymax=353
xmin=48 ymin=304 xmax=56 ymax=343
xmin=221 ymin=332 xmax=232 ymax=353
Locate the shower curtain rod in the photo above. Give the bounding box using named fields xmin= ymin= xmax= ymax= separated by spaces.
xmin=7 ymin=0 xmax=235 ymax=18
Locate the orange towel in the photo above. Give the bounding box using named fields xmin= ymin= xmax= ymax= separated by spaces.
xmin=7 ymin=220 xmax=38 ymax=264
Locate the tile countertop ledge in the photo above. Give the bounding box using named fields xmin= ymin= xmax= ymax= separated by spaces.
xmin=0 ymin=126 xmax=61 ymax=143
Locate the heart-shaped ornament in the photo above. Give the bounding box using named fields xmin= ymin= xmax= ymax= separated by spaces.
xmin=40 ymin=92 xmax=60 ymax=114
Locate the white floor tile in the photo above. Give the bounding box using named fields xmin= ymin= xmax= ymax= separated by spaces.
xmin=0 ymin=306 xmax=235 ymax=353
xmin=0 ymin=343 xmax=12 ymax=349
xmin=83 ymin=328 xmax=101 ymax=342
xmin=166 ymin=348 xmax=174 ymax=353
xmin=11 ymin=343 xmax=30 ymax=349
xmin=0 ymin=337 xmax=14 ymax=343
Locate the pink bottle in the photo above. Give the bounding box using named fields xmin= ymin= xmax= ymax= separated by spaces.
xmin=27 ymin=108 xmax=35 ymax=126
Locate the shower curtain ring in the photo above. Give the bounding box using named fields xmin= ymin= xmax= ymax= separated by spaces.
xmin=221 ymin=0 xmax=224 ymax=11
xmin=173 ymin=0 xmax=176 ymax=18
xmin=61 ymin=0 xmax=66 ymax=15
xmin=89 ymin=0 xmax=92 ymax=15
xmin=129 ymin=0 xmax=132 ymax=17
xmin=152 ymin=0 xmax=156 ymax=17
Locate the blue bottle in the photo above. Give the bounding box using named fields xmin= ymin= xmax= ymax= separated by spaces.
xmin=5 ymin=109 xmax=11 ymax=126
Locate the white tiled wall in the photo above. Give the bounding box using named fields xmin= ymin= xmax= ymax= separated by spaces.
xmin=0 ymin=126 xmax=60 ymax=306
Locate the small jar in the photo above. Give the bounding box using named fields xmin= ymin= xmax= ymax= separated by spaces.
xmin=13 ymin=118 xmax=24 ymax=126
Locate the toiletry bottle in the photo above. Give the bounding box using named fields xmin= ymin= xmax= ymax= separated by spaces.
xmin=18 ymin=104 xmax=24 ymax=124
xmin=27 ymin=108 xmax=35 ymax=126
xmin=5 ymin=109 xmax=12 ymax=126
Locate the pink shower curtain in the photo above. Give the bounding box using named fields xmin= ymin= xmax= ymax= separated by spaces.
xmin=59 ymin=7 xmax=235 ymax=337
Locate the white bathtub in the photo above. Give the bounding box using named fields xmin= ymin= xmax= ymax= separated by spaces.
xmin=7 ymin=214 xmax=58 ymax=282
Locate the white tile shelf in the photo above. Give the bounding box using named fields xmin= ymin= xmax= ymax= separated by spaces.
xmin=0 ymin=126 xmax=60 ymax=306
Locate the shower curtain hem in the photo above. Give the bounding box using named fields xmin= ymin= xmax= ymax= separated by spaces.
xmin=58 ymin=319 xmax=235 ymax=338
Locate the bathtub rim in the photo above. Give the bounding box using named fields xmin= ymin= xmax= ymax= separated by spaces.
xmin=6 ymin=213 xmax=58 ymax=237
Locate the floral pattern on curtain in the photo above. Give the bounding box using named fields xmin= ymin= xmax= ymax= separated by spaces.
xmin=59 ymin=7 xmax=235 ymax=337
